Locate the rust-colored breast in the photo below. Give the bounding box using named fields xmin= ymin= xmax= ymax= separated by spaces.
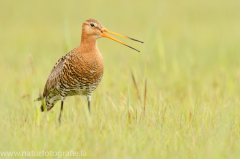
xmin=54 ymin=47 xmax=104 ymax=97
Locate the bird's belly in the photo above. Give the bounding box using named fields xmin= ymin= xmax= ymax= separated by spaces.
xmin=57 ymin=73 xmax=102 ymax=97
xmin=67 ymin=83 xmax=98 ymax=96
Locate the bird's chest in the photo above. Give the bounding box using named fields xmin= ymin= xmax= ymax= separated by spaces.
xmin=63 ymin=52 xmax=104 ymax=87
xmin=78 ymin=53 xmax=104 ymax=82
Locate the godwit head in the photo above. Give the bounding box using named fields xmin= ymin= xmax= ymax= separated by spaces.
xmin=81 ymin=19 xmax=143 ymax=52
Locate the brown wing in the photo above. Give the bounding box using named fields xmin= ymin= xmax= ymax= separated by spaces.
xmin=34 ymin=56 xmax=65 ymax=102
xmin=42 ymin=55 xmax=66 ymax=98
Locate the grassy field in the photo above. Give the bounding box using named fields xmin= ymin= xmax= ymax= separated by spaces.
xmin=1 ymin=0 xmax=240 ymax=158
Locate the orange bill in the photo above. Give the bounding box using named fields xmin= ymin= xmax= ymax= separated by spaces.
xmin=100 ymin=28 xmax=143 ymax=52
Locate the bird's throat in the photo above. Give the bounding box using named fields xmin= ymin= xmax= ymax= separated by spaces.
xmin=80 ymin=34 xmax=98 ymax=53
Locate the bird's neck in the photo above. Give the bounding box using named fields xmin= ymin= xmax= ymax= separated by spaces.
xmin=80 ymin=33 xmax=98 ymax=53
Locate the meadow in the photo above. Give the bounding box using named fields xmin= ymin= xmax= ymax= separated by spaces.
xmin=1 ymin=0 xmax=240 ymax=158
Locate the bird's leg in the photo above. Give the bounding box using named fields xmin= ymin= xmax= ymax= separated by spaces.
xmin=58 ymin=98 xmax=64 ymax=123
xmin=87 ymin=96 xmax=91 ymax=115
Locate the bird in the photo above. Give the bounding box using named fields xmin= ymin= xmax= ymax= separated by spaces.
xmin=35 ymin=19 xmax=143 ymax=122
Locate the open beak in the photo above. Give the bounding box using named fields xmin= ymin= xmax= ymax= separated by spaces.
xmin=100 ymin=28 xmax=143 ymax=52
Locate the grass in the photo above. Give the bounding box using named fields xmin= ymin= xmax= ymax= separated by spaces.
xmin=1 ymin=0 xmax=240 ymax=158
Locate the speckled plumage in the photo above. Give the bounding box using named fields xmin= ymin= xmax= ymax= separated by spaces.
xmin=36 ymin=18 xmax=143 ymax=122
xmin=36 ymin=19 xmax=104 ymax=113
xmin=40 ymin=46 xmax=104 ymax=111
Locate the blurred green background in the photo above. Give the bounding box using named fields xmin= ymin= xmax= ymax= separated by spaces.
xmin=0 ymin=0 xmax=240 ymax=158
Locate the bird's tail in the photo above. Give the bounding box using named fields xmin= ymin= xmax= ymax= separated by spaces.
xmin=34 ymin=96 xmax=42 ymax=102
xmin=40 ymin=104 xmax=44 ymax=112
xmin=34 ymin=95 xmax=50 ymax=112
xmin=35 ymin=95 xmax=58 ymax=112
xmin=40 ymin=102 xmax=54 ymax=112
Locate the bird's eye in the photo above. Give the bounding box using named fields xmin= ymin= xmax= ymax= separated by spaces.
xmin=90 ymin=23 xmax=95 ymax=27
